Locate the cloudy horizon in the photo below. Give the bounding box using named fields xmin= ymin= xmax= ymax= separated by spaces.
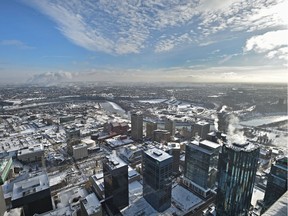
xmin=0 ymin=0 xmax=287 ymax=84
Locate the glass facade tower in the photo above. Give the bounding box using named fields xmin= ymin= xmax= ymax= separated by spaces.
xmin=216 ymin=142 xmax=260 ymax=216
xmin=263 ymin=156 xmax=288 ymax=213
xmin=184 ymin=140 xmax=220 ymax=197
xmin=103 ymin=155 xmax=129 ymax=214
xmin=143 ymin=148 xmax=173 ymax=212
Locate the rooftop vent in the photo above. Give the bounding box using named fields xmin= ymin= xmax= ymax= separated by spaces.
xmin=153 ymin=151 xmax=162 ymax=156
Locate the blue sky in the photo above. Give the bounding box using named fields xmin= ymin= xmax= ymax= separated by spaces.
xmin=0 ymin=0 xmax=287 ymax=83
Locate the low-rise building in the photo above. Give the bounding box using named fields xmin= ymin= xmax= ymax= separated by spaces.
xmin=17 ymin=144 xmax=44 ymax=163
xmin=11 ymin=173 xmax=53 ymax=216
xmin=80 ymin=193 xmax=102 ymax=216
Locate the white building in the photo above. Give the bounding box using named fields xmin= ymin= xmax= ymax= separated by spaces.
xmin=72 ymin=144 xmax=88 ymax=160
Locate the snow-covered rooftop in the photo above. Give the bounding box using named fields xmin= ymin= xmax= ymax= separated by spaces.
xmin=172 ymin=185 xmax=203 ymax=212
xmin=144 ymin=148 xmax=172 ymax=162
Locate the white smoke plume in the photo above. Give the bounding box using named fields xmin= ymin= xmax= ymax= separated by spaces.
xmin=212 ymin=114 xmax=219 ymax=131
xmin=226 ymin=114 xmax=246 ymax=144
xmin=219 ymin=105 xmax=227 ymax=113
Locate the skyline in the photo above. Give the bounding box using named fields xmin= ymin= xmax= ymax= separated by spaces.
xmin=0 ymin=0 xmax=287 ymax=84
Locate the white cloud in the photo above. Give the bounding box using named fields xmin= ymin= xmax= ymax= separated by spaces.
xmin=24 ymin=0 xmax=287 ymax=55
xmin=244 ymin=30 xmax=288 ymax=65
xmin=0 ymin=40 xmax=34 ymax=49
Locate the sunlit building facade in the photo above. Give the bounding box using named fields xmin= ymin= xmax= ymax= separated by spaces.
xmin=262 ymin=156 xmax=288 ymax=213
xmin=216 ymin=142 xmax=260 ymax=216
xmin=143 ymin=148 xmax=173 ymax=212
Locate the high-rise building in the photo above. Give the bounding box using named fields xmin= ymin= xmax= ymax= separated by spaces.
xmin=103 ymin=154 xmax=128 ymax=214
xmin=11 ymin=173 xmax=53 ymax=216
xmin=66 ymin=127 xmax=81 ymax=155
xmin=131 ymin=112 xmax=143 ymax=141
xmin=165 ymin=118 xmax=175 ymax=136
xmin=146 ymin=121 xmax=157 ymax=139
xmin=153 ymin=129 xmax=171 ymax=143
xmin=167 ymin=142 xmax=181 ymax=175
xmin=262 ymin=156 xmax=288 ymax=213
xmin=216 ymin=142 xmax=260 ymax=216
xmin=183 ymin=139 xmax=220 ymax=198
xmin=192 ymin=121 xmax=210 ymax=140
xmin=143 ymin=148 xmax=173 ymax=212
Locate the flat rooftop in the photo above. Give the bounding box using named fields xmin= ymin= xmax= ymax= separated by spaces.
xmin=167 ymin=142 xmax=180 ymax=150
xmin=263 ymin=191 xmax=288 ymax=216
xmin=105 ymin=154 xmax=127 ymax=170
xmin=144 ymin=148 xmax=172 ymax=162
xmin=196 ymin=121 xmax=209 ymax=126
xmin=18 ymin=144 xmax=44 ymax=155
xmin=72 ymin=143 xmax=87 ymax=150
xmin=12 ymin=173 xmax=49 ymax=200
xmin=226 ymin=142 xmax=259 ymax=152
xmin=82 ymin=193 xmax=101 ymax=215
xmin=200 ymin=140 xmax=220 ymax=150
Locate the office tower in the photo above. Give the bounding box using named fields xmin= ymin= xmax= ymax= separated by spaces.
xmin=66 ymin=127 xmax=81 ymax=155
xmin=262 ymin=156 xmax=288 ymax=213
xmin=165 ymin=118 xmax=175 ymax=136
xmin=103 ymin=155 xmax=128 ymax=214
xmin=146 ymin=121 xmax=157 ymax=139
xmin=167 ymin=142 xmax=181 ymax=175
xmin=216 ymin=142 xmax=260 ymax=216
xmin=11 ymin=173 xmax=53 ymax=216
xmin=183 ymin=140 xmax=220 ymax=198
xmin=192 ymin=121 xmax=210 ymax=139
xmin=153 ymin=129 xmax=171 ymax=143
xmin=131 ymin=112 xmax=143 ymax=141
xmin=143 ymin=148 xmax=173 ymax=212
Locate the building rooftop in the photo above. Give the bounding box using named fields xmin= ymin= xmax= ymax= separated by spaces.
xmin=226 ymin=142 xmax=259 ymax=152
xmin=72 ymin=143 xmax=87 ymax=150
xmin=172 ymin=184 xmax=203 ymax=212
xmin=105 ymin=154 xmax=127 ymax=170
xmin=81 ymin=193 xmax=101 ymax=215
xmin=167 ymin=142 xmax=180 ymax=150
xmin=144 ymin=148 xmax=172 ymax=162
xmin=18 ymin=144 xmax=44 ymax=155
xmin=189 ymin=141 xmax=216 ymax=155
xmin=262 ymin=191 xmax=288 ymax=216
xmin=200 ymin=140 xmax=220 ymax=150
xmin=106 ymin=136 xmax=134 ymax=148
xmin=196 ymin=121 xmax=209 ymax=126
xmin=11 ymin=173 xmax=49 ymax=201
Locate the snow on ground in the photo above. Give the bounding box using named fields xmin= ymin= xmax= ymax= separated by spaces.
xmin=107 ymin=101 xmax=125 ymax=111
xmin=251 ymin=187 xmax=265 ymax=207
